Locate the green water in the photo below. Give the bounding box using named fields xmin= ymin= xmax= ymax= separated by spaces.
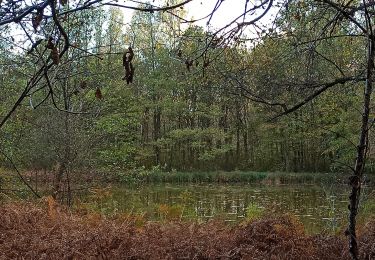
xmin=81 ymin=183 xmax=375 ymax=234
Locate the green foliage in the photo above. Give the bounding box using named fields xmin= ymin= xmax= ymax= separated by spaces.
xmin=245 ymin=202 xmax=265 ymax=221
xmin=116 ymin=166 xmax=153 ymax=184
xmin=0 ymin=1 xmax=372 ymax=182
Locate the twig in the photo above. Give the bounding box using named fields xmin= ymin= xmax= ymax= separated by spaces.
xmin=0 ymin=150 xmax=40 ymax=198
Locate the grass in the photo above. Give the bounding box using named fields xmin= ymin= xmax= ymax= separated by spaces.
xmin=145 ymin=171 xmax=268 ymax=184
xmin=124 ymin=170 xmax=350 ymax=185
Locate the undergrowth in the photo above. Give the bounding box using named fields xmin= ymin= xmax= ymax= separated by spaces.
xmin=0 ymin=201 xmax=374 ymax=259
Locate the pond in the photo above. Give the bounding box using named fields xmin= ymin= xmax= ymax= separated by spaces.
xmin=82 ymin=183 xmax=375 ymax=234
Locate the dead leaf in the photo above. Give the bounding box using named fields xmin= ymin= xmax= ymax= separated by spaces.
xmin=95 ymin=88 xmax=102 ymax=99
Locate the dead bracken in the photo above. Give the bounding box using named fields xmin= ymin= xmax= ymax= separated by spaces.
xmin=0 ymin=202 xmax=374 ymax=259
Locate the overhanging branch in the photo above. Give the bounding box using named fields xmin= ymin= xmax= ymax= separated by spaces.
xmin=272 ymin=76 xmax=366 ymax=120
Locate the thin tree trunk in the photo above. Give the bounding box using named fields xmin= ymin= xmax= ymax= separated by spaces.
xmin=153 ymin=107 xmax=161 ymax=164
xmin=34 ymin=170 xmax=38 ymax=194
xmin=66 ymin=169 xmax=72 ymax=207
xmin=54 ymin=81 xmax=71 ymax=202
xmin=53 ymin=162 xmax=66 ymax=199
xmin=348 ymin=34 xmax=374 ymax=260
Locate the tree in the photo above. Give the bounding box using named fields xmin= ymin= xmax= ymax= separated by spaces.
xmin=0 ymin=0 xmax=196 ymax=129
xmin=218 ymin=1 xmax=373 ymax=258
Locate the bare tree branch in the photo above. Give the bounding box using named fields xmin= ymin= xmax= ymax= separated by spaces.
xmin=272 ymin=76 xmax=366 ymax=120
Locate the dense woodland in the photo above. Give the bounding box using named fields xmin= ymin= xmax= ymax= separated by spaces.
xmin=0 ymin=4 xmax=372 ymax=174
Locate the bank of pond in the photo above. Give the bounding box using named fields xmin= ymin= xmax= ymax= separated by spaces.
xmin=114 ymin=170 xmax=358 ymax=185
xmin=1 ymin=171 xmax=374 ymax=235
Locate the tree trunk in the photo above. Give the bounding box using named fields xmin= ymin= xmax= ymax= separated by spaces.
xmin=153 ymin=106 xmax=161 ymax=165
xmin=53 ymin=81 xmax=71 ymax=199
xmin=348 ymin=35 xmax=374 ymax=260
xmin=53 ymin=162 xmax=66 ymax=199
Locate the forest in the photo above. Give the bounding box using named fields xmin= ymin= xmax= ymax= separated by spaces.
xmin=0 ymin=0 xmax=375 ymax=259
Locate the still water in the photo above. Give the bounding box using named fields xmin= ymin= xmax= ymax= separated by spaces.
xmin=84 ymin=183 xmax=374 ymax=234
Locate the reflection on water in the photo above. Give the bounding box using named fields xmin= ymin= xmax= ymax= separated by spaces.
xmin=83 ymin=184 xmax=374 ymax=234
